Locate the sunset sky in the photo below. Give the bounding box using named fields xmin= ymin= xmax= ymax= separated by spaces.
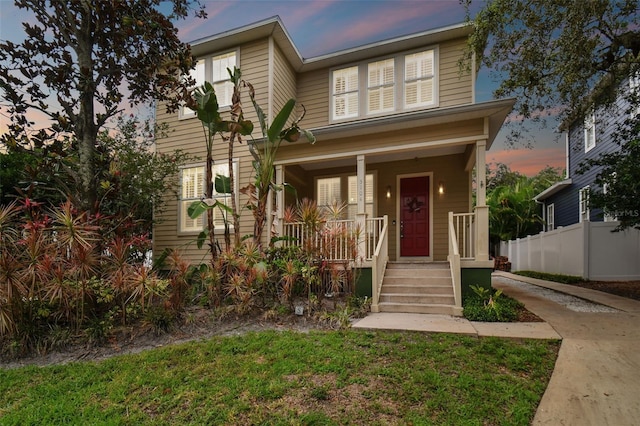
xmin=0 ymin=0 xmax=566 ymax=176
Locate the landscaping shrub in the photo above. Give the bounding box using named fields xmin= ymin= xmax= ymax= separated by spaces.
xmin=463 ymin=285 xmax=522 ymax=322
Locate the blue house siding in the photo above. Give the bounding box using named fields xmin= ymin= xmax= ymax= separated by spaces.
xmin=546 ymin=186 xmax=578 ymax=227
xmin=542 ymin=80 xmax=632 ymax=227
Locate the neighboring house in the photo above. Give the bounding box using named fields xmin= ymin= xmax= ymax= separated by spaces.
xmin=505 ymin=74 xmax=640 ymax=281
xmin=535 ymin=74 xmax=640 ymax=228
xmin=154 ymin=17 xmax=514 ymax=314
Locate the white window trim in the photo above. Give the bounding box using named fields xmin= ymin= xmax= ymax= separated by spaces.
xmin=579 ymin=186 xmax=590 ymax=223
xmin=546 ymin=203 xmax=554 ymax=231
xmin=179 ymin=49 xmax=239 ymax=120
xmin=329 ymin=46 xmax=439 ymax=123
xmin=178 ymin=160 xmax=240 ymax=234
xmin=584 ymin=110 xmax=596 ymax=153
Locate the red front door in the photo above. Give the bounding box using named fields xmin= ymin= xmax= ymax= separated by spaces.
xmin=400 ymin=176 xmax=430 ymax=257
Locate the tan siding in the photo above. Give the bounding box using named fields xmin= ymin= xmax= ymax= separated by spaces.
xmin=275 ymin=119 xmax=484 ymax=163
xmin=154 ymin=40 xmax=272 ymax=264
xmin=296 ymin=69 xmax=330 ymax=129
xmin=272 ymin=43 xmax=297 ymax=118
xmin=439 ymin=38 xmax=473 ymax=107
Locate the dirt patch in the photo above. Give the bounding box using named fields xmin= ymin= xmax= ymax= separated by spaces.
xmin=516 ymin=306 xmax=543 ymax=322
xmin=569 ymin=280 xmax=640 ymax=301
xmin=0 ymin=307 xmax=326 ymax=370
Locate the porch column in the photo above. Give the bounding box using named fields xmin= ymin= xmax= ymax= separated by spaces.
xmin=274 ymin=164 xmax=284 ymax=241
xmin=356 ymin=154 xmax=366 ymax=262
xmin=475 ymin=140 xmax=489 ymax=261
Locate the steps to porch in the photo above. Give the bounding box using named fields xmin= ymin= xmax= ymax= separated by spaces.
xmin=377 ymin=262 xmax=460 ymax=316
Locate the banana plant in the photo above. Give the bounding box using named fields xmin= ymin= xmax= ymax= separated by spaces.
xmin=243 ymin=83 xmax=315 ymax=246
xmin=186 ymin=72 xmax=253 ymax=263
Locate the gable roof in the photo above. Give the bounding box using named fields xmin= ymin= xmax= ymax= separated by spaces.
xmin=189 ymin=15 xmax=472 ymax=72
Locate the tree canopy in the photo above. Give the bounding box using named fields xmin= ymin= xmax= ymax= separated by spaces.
xmin=468 ymin=0 xmax=640 ymax=231
xmin=465 ymin=0 xmax=640 ymax=140
xmin=0 ymin=0 xmax=205 ymax=211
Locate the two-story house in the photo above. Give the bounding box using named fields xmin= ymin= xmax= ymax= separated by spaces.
xmin=535 ymin=74 xmax=640 ymax=229
xmin=153 ymin=17 xmax=514 ymax=315
xmin=502 ymin=74 xmax=640 ymax=281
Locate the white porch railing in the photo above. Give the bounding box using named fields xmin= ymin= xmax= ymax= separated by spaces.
xmin=282 ymin=217 xmax=386 ymax=262
xmin=452 ymin=212 xmax=475 ymax=260
xmin=370 ymin=215 xmax=388 ymax=313
xmin=448 ymin=212 xmax=463 ymax=310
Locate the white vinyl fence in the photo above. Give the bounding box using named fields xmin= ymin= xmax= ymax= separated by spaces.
xmin=499 ymin=221 xmax=640 ymax=281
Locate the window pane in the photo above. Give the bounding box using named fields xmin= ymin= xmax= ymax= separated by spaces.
xmin=317 ymin=177 xmax=341 ymax=206
xmin=333 ymin=66 xmax=359 ymax=119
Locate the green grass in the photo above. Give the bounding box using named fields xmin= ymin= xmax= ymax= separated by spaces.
xmin=514 ymin=270 xmax=584 ymax=284
xmin=0 ymin=330 xmax=559 ymax=425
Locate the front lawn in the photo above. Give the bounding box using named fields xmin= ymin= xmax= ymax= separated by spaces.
xmin=0 ymin=330 xmax=559 ymax=425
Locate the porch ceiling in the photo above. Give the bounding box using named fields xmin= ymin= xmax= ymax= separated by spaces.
xmin=298 ymin=145 xmax=466 ymax=170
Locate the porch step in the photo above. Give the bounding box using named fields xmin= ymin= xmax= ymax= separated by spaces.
xmin=378 ymin=262 xmax=459 ymax=316
xmin=376 ymin=302 xmax=459 ymax=316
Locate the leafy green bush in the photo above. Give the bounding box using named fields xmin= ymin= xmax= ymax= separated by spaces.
xmin=463 ymin=285 xmax=522 ymax=322
xmin=515 ymin=270 xmax=584 ymax=284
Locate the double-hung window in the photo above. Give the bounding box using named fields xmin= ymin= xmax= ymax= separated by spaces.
xmin=332 ymin=66 xmax=359 ymax=120
xmin=368 ymin=59 xmax=395 ymax=114
xmin=546 ymin=203 xmax=555 ymax=231
xmin=579 ymin=186 xmax=590 ymax=222
xmin=331 ymin=48 xmax=437 ymax=121
xmin=180 ymin=59 xmax=206 ymax=118
xmin=584 ymin=110 xmax=596 ymax=152
xmin=404 ymin=50 xmax=435 ymax=109
xmin=179 ymin=161 xmax=239 ymax=233
xmin=180 ymin=51 xmax=236 ymax=118
xmin=211 ymin=51 xmax=236 ymax=107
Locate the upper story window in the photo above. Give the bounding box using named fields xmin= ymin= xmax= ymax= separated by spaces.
xmin=331 ymin=48 xmax=437 ymax=122
xmin=180 ymin=51 xmax=237 ymax=119
xmin=368 ymin=59 xmax=395 ymax=114
xmin=404 ymin=50 xmax=435 ymax=109
xmin=584 ymin=110 xmax=596 ymax=152
xmin=332 ymin=66 xmax=359 ymax=120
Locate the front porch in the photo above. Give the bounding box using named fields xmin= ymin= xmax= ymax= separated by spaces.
xmin=267 ymin=100 xmax=512 ymax=315
xmin=279 ymin=207 xmax=490 ymax=316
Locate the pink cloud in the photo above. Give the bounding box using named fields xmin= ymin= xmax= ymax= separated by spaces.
xmin=305 ymin=2 xmax=457 ymax=55
xmin=488 ymin=147 xmax=565 ymax=176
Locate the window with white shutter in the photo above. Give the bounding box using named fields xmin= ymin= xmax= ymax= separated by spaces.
xmin=211 ymin=51 xmax=236 ymax=107
xmin=180 ymin=59 xmax=206 ymax=118
xmin=180 ymin=166 xmax=205 ymax=232
xmin=584 ymin=111 xmax=596 ymax=152
xmin=179 ymin=161 xmax=239 ymax=233
xmin=317 ymin=177 xmax=342 ymax=207
xmin=404 ymin=50 xmax=435 ymax=108
xmin=368 ymin=59 xmax=395 ymax=114
xmin=332 ymin=66 xmax=359 ymax=120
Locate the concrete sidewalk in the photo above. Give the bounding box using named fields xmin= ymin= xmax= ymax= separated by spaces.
xmin=353 ymin=272 xmax=640 ymax=425
xmin=352 ymin=312 xmax=561 ymax=339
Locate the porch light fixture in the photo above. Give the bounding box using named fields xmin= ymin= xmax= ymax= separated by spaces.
xmin=386 ymin=185 xmax=392 ymax=199
xmin=438 ymin=181 xmax=445 ymax=195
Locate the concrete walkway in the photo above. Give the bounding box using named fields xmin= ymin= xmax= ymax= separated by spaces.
xmin=353 ymin=271 xmax=640 ymax=425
